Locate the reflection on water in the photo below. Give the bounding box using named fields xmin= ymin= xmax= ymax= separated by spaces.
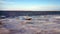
xmin=0 ymin=15 xmax=60 ymax=34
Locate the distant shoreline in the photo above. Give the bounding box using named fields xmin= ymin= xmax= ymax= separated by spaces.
xmin=0 ymin=11 xmax=60 ymax=17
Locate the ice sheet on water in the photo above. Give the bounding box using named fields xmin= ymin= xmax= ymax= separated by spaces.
xmin=1 ymin=15 xmax=60 ymax=34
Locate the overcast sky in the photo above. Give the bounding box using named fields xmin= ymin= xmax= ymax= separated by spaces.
xmin=0 ymin=0 xmax=60 ymax=11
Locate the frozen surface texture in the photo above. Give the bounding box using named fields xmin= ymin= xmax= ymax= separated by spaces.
xmin=0 ymin=15 xmax=60 ymax=34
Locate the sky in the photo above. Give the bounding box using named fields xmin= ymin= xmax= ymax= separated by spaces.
xmin=0 ymin=0 xmax=60 ymax=11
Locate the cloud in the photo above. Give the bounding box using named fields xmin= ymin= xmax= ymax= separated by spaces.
xmin=0 ymin=0 xmax=60 ymax=11
xmin=1 ymin=5 xmax=60 ymax=11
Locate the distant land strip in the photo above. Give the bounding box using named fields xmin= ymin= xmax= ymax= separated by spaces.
xmin=0 ymin=11 xmax=60 ymax=17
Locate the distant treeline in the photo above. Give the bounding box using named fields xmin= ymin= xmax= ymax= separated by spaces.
xmin=0 ymin=11 xmax=60 ymax=17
